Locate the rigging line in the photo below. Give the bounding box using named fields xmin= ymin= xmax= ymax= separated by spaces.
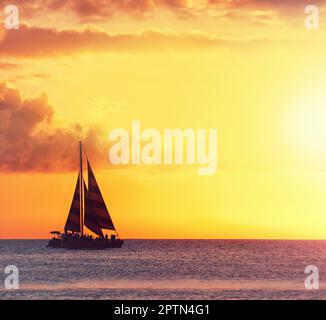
xmin=81 ymin=143 xmax=89 ymax=188
xmin=81 ymin=142 xmax=89 ymax=161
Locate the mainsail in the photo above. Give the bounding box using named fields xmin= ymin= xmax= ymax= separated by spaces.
xmin=64 ymin=174 xmax=81 ymax=233
xmin=84 ymin=160 xmax=116 ymax=237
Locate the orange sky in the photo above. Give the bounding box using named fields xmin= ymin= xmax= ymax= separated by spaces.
xmin=1 ymin=1 xmax=326 ymax=239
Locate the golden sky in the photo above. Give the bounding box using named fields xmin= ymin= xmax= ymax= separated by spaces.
xmin=1 ymin=0 xmax=326 ymax=239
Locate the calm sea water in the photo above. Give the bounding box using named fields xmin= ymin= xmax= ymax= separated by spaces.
xmin=0 ymin=240 xmax=325 ymax=299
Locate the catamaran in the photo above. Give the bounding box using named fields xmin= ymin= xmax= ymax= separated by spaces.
xmin=47 ymin=142 xmax=123 ymax=249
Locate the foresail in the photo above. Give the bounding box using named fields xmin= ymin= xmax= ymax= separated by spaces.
xmin=84 ymin=160 xmax=115 ymax=235
xmin=84 ymin=196 xmax=104 ymax=237
xmin=64 ymin=174 xmax=81 ymax=233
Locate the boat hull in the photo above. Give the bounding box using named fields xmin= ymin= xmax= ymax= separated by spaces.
xmin=47 ymin=238 xmax=124 ymax=250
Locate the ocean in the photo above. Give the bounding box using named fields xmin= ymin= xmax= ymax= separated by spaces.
xmin=0 ymin=239 xmax=325 ymax=300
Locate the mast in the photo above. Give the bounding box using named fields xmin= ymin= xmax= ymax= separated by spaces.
xmin=79 ymin=141 xmax=84 ymax=236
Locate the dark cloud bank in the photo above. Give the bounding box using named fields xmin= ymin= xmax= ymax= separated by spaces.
xmin=0 ymin=81 xmax=106 ymax=172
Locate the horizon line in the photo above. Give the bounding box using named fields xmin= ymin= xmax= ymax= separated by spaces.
xmin=2 ymin=238 xmax=326 ymax=241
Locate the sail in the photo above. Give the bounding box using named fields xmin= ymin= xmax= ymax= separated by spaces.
xmin=84 ymin=191 xmax=104 ymax=238
xmin=84 ymin=160 xmax=115 ymax=237
xmin=64 ymin=174 xmax=81 ymax=233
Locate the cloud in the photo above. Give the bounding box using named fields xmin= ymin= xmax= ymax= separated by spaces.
xmin=0 ymin=81 xmax=107 ymax=172
xmin=0 ymin=0 xmax=312 ymax=21
xmin=0 ymin=24 xmax=230 ymax=58
xmin=0 ymin=22 xmax=313 ymax=60
xmin=0 ymin=61 xmax=18 ymax=69
xmin=8 ymin=73 xmax=49 ymax=82
xmin=0 ymin=0 xmax=187 ymax=19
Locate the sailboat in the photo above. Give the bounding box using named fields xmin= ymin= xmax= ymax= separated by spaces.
xmin=47 ymin=142 xmax=123 ymax=249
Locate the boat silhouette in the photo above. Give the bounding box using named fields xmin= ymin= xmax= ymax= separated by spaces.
xmin=47 ymin=142 xmax=123 ymax=249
